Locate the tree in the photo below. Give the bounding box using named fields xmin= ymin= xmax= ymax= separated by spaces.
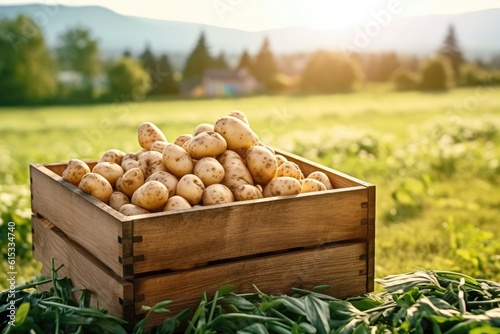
xmin=439 ymin=24 xmax=464 ymax=79
xmin=419 ymin=56 xmax=453 ymax=91
xmin=183 ymin=32 xmax=213 ymax=80
xmin=237 ymin=49 xmax=254 ymax=73
xmin=301 ymin=51 xmax=362 ymax=93
xmin=212 ymin=52 xmax=229 ymax=69
xmin=152 ymin=54 xmax=179 ymax=95
xmin=0 ymin=15 xmax=57 ymax=104
xmin=56 ymin=26 xmax=102 ymax=97
xmin=140 ymin=44 xmax=156 ymax=72
xmin=391 ymin=67 xmax=419 ymax=91
xmin=107 ymin=56 xmax=151 ymax=100
xmin=254 ymin=37 xmax=279 ymax=89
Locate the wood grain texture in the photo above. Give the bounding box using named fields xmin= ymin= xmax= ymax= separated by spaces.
xmin=30 ymin=163 xmax=128 ymax=276
xmin=32 ymin=215 xmax=133 ymax=318
xmin=132 ymin=187 xmax=369 ymax=274
xmin=134 ymin=242 xmax=368 ymax=328
xmin=366 ymin=185 xmax=376 ymax=292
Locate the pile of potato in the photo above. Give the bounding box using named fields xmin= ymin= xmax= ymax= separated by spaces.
xmin=62 ymin=111 xmax=333 ymax=216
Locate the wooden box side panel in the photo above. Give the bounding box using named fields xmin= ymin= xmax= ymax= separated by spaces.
xmin=133 ymin=187 xmax=369 ymax=274
xmin=135 ymin=242 xmax=368 ymax=327
xmin=32 ymin=215 xmax=134 ymax=319
xmin=30 ymin=163 xmax=128 ymax=276
xmin=366 ymin=185 xmax=376 ymax=292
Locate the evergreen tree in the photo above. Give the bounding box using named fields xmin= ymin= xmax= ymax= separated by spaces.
xmin=183 ymin=32 xmax=213 ymax=80
xmin=212 ymin=52 xmax=229 ymax=69
xmin=439 ymin=24 xmax=464 ymax=78
xmin=254 ymin=37 xmax=279 ymax=89
xmin=419 ymin=55 xmax=453 ymax=91
xmin=0 ymin=15 xmax=57 ymax=104
xmin=153 ymin=54 xmax=179 ymax=95
xmin=56 ymin=26 xmax=102 ymax=98
xmin=140 ymin=44 xmax=156 ymax=71
xmin=237 ymin=49 xmax=254 ymax=73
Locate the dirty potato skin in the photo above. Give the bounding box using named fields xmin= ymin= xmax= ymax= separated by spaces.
xmin=92 ymin=161 xmax=124 ymax=187
xmin=214 ymin=116 xmax=259 ymax=151
xmin=301 ymin=178 xmax=327 ymax=193
xmin=186 ymin=131 xmax=227 ymax=159
xmin=276 ymin=161 xmax=302 ymax=180
xmin=121 ymin=152 xmax=139 ymax=172
xmin=307 ymin=171 xmax=333 ymax=190
xmin=163 ymin=195 xmax=192 ymax=212
xmin=119 ymin=203 xmax=150 ymax=216
xmin=245 ymin=146 xmax=278 ymax=185
xmin=228 ymin=110 xmax=249 ymax=125
xmin=162 ymin=143 xmax=194 ymax=178
xmin=120 ymin=167 xmax=145 ymax=198
xmin=150 ymin=141 xmax=169 ymax=153
xmin=218 ymin=151 xmax=254 ymax=190
xmin=78 ymin=172 xmax=114 ymax=204
xmin=99 ymin=149 xmax=126 ymax=165
xmin=146 ymin=171 xmax=178 ymax=198
xmin=138 ymin=151 xmax=166 ymax=179
xmin=176 ymin=174 xmax=205 ymax=205
xmin=62 ymin=159 xmax=90 ymax=186
xmin=232 ymin=184 xmax=263 ymax=201
xmin=194 ymin=157 xmax=225 ymax=186
xmin=138 ymin=122 xmax=167 ymax=150
xmin=193 ymin=123 xmax=214 ymax=136
xmin=109 ymin=191 xmax=130 ymax=211
xmin=131 ymin=181 xmax=169 ymax=212
xmin=174 ymin=134 xmax=193 ymax=147
xmin=263 ymin=176 xmax=302 ymax=198
xmin=202 ymin=184 xmax=234 ymax=205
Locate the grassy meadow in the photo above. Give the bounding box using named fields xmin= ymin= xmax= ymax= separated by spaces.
xmin=1 ymin=87 xmax=499 ymax=289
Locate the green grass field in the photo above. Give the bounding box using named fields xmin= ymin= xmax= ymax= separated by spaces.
xmin=1 ymin=87 xmax=499 ymax=289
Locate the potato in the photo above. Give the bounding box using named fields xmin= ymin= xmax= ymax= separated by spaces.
xmin=218 ymin=151 xmax=254 ymax=190
xmin=92 ymin=161 xmax=124 ymax=186
xmin=301 ymin=178 xmax=327 ymax=193
xmin=136 ymin=148 xmax=149 ymax=159
xmin=174 ymin=134 xmax=193 ymax=147
xmin=131 ymin=181 xmax=169 ymax=212
xmin=245 ymin=146 xmax=278 ymax=185
xmin=233 ymin=184 xmax=263 ymax=201
xmin=276 ymin=161 xmax=302 ymax=180
xmin=202 ymin=184 xmax=234 ymax=205
xmin=176 ymin=174 xmax=205 ymax=205
xmin=138 ymin=122 xmax=167 ymax=150
xmin=193 ymin=123 xmax=214 ymax=136
xmin=138 ymin=151 xmax=166 ymax=179
xmin=262 ymin=177 xmax=301 ymax=198
xmin=186 ymin=131 xmax=227 ymax=159
xmin=214 ymin=116 xmax=259 ymax=151
xmin=62 ymin=159 xmax=90 ymax=186
xmin=120 ymin=203 xmax=150 ymax=216
xmin=109 ymin=191 xmax=130 ymax=211
xmin=163 ymin=195 xmax=192 ymax=212
xmin=307 ymin=171 xmax=333 ymax=190
xmin=78 ymin=172 xmax=113 ymax=204
xmin=162 ymin=143 xmax=194 ymax=178
xmin=115 ymin=176 xmax=123 ymax=192
xmin=146 ymin=171 xmax=178 ymax=198
xmin=150 ymin=140 xmax=169 ymax=153
xmin=275 ymin=154 xmax=288 ymax=166
xmin=121 ymin=152 xmax=139 ymax=172
xmin=194 ymin=157 xmax=225 ymax=186
xmin=228 ymin=110 xmax=249 ymax=125
xmin=99 ymin=149 xmax=126 ymax=165
xmin=120 ymin=167 xmax=145 ymax=197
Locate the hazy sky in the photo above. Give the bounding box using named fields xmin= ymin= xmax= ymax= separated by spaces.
xmin=2 ymin=0 xmax=499 ymax=30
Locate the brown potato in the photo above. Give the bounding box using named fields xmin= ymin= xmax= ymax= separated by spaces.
xmin=162 ymin=143 xmax=194 ymax=178
xmin=62 ymin=159 xmax=90 ymax=186
xmin=202 ymin=184 xmax=234 ymax=205
xmin=138 ymin=122 xmax=167 ymax=150
xmin=232 ymin=184 xmax=263 ymax=201
xmin=307 ymin=171 xmax=333 ymax=190
xmin=186 ymin=131 xmax=227 ymax=159
xmin=131 ymin=181 xmax=169 ymax=212
xmin=228 ymin=110 xmax=249 ymax=125
xmin=174 ymin=134 xmax=193 ymax=147
xmin=150 ymin=140 xmax=169 ymax=153
xmin=120 ymin=167 xmax=145 ymax=198
xmin=194 ymin=157 xmax=225 ymax=186
xmin=138 ymin=151 xmax=166 ymax=179
xmin=92 ymin=161 xmax=124 ymax=187
xmin=276 ymin=161 xmax=302 ymax=180
xmin=163 ymin=195 xmax=192 ymax=212
xmin=119 ymin=204 xmax=150 ymax=216
xmin=99 ymin=149 xmax=126 ymax=165
xmin=214 ymin=116 xmax=259 ymax=151
xmin=245 ymin=146 xmax=278 ymax=185
xmin=301 ymin=178 xmax=327 ymax=193
xmin=193 ymin=123 xmax=214 ymax=136
xmin=263 ymin=177 xmax=301 ymax=198
xmin=176 ymin=174 xmax=205 ymax=205
xmin=146 ymin=171 xmax=178 ymax=198
xmin=121 ymin=152 xmax=139 ymax=172
xmin=109 ymin=191 xmax=130 ymax=211
xmin=218 ymin=151 xmax=254 ymax=190
xmin=275 ymin=154 xmax=288 ymax=166
xmin=78 ymin=172 xmax=113 ymax=204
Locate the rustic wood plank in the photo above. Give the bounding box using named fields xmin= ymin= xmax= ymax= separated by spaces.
xmin=132 ymin=187 xmax=369 ymax=274
xmin=134 ymin=242 xmax=368 ymax=328
xmin=32 ymin=215 xmax=133 ymax=318
xmin=30 ymin=163 xmax=127 ymax=276
xmin=366 ymin=185 xmax=376 ymax=292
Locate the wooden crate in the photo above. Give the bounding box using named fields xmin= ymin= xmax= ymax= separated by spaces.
xmin=30 ymin=149 xmax=375 ymax=328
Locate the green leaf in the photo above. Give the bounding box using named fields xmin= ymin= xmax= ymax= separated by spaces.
xmin=218 ymin=285 xmax=236 ymax=295
xmin=277 ymin=296 xmax=306 ymax=316
xmin=304 ymin=295 xmax=330 ymax=334
xmin=14 ymin=302 xmax=29 ymax=325
xmin=313 ymin=285 xmax=331 ymax=291
xmin=151 ymin=300 xmax=172 ymax=311
xmin=238 ymin=323 xmax=270 ymax=334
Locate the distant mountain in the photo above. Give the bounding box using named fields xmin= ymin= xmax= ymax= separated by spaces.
xmin=1 ymin=4 xmax=499 ymax=64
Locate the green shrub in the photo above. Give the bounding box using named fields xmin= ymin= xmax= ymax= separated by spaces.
xmin=391 ymin=67 xmax=419 ymax=91
xmin=419 ymin=55 xmax=453 ymax=91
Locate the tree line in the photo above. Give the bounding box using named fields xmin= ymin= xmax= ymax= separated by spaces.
xmin=1 ymin=15 xmax=499 ymax=105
